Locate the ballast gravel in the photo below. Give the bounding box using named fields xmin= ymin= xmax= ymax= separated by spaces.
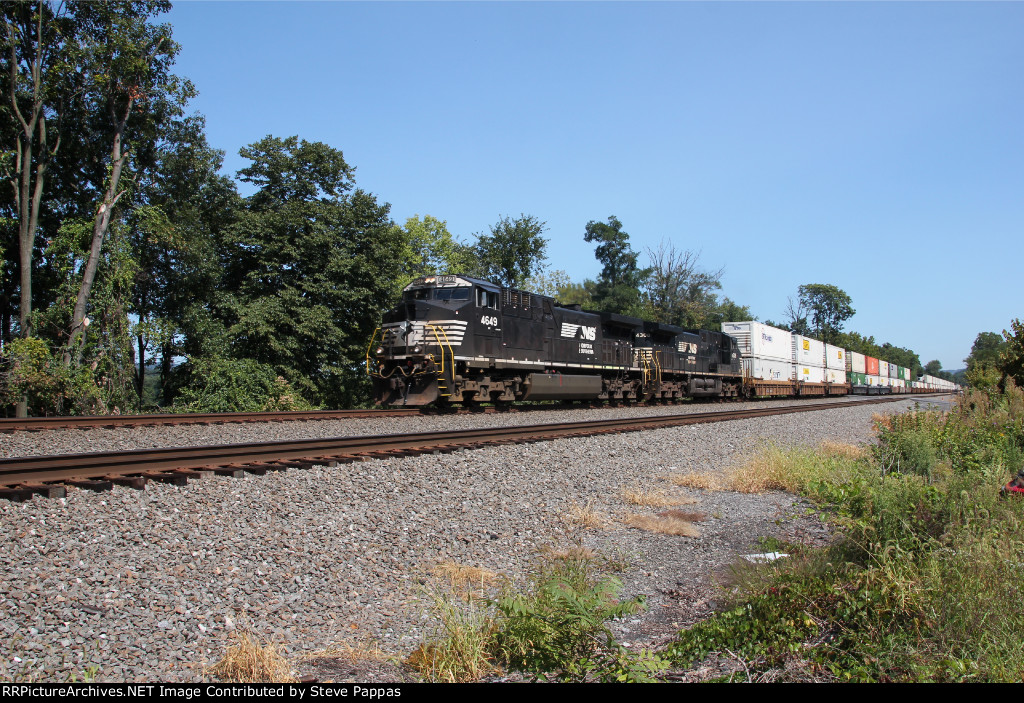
xmin=0 ymin=399 xmax=921 ymax=682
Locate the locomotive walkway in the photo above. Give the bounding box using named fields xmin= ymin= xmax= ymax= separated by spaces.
xmin=0 ymin=395 xmax=929 ymax=502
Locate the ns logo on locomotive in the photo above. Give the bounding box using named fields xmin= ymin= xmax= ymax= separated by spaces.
xmin=366 ymin=275 xmax=742 ymax=406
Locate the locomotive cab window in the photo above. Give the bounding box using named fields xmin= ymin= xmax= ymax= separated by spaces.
xmin=405 ymin=288 xmax=431 ymax=301
xmin=476 ymin=288 xmax=499 ymax=310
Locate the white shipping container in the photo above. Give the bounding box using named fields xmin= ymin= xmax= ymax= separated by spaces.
xmin=867 ymin=375 xmax=879 ymax=386
xmin=742 ymin=357 xmax=794 ymax=382
xmin=825 ymin=368 xmax=847 ymax=384
xmin=793 ymin=335 xmax=825 ymax=367
xmin=850 ymin=351 xmax=866 ymax=374
xmin=722 ymin=322 xmax=793 ymax=362
xmin=879 ymin=362 xmax=890 ymax=378
xmin=825 ymin=344 xmax=846 ymax=371
xmin=796 ymin=365 xmax=826 ymax=383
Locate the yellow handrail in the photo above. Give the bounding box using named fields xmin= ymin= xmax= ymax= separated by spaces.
xmin=424 ymin=322 xmax=455 ymax=398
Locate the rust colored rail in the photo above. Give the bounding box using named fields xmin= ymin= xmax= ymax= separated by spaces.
xmin=0 ymin=395 xmax=925 ymax=502
xmin=0 ymin=402 xmax=621 ymax=433
xmin=0 ymin=408 xmax=424 ymax=432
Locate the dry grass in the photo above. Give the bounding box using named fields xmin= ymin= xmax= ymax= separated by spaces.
xmin=872 ymin=412 xmax=895 ymax=432
xmin=724 ymin=449 xmax=795 ymax=494
xmin=666 ymin=471 xmax=725 ymax=491
xmin=657 ymin=509 xmax=706 ymax=522
xmin=299 ymin=639 xmax=386 ymax=664
xmin=818 ymin=441 xmax=868 ymax=460
xmin=621 ymin=484 xmax=698 ymax=507
xmin=723 ymin=441 xmax=867 ymax=494
xmin=406 ymin=585 xmax=498 ymax=682
xmin=564 ymin=499 xmax=608 ymax=529
xmin=432 ymin=561 xmax=500 ymax=596
xmin=540 ymin=544 xmax=598 ymax=562
xmin=207 ymin=632 xmax=296 ymax=683
xmin=622 ymin=513 xmax=701 ymax=537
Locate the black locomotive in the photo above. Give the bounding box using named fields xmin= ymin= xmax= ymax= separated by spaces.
xmin=368 ymin=275 xmax=741 ymax=405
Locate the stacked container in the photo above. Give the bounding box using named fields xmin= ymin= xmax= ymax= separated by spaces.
xmin=848 ymin=351 xmax=867 ymax=387
xmin=825 ymin=343 xmax=847 ymax=384
xmin=722 ymin=322 xmax=794 ymax=382
xmin=793 ymin=335 xmax=825 ymax=383
xmin=865 ymin=356 xmax=880 ymax=386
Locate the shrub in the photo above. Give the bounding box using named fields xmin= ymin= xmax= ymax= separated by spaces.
xmin=0 ymin=337 xmax=105 ymax=415
xmin=489 ymin=548 xmax=659 ymax=682
xmin=170 ymin=357 xmax=315 ymax=412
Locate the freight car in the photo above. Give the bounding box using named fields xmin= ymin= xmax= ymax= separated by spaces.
xmin=367 ymin=275 xmax=741 ymax=405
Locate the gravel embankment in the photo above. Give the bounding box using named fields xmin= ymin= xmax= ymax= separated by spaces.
xmin=1 ymin=395 xmax=908 ymax=459
xmin=0 ymin=399 xmax=918 ymax=682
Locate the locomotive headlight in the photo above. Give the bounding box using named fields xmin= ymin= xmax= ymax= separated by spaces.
xmin=375 ymin=346 xmax=385 ymax=356
xmin=412 ymin=344 xmax=423 ymax=354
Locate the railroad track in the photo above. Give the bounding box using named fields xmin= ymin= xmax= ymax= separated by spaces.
xmin=0 ymin=392 xmax=948 ymax=433
xmin=0 ymin=407 xmax=424 ymax=432
xmin=0 ymin=395 xmax=926 ymax=502
xmin=0 ymin=402 xmax=640 ymax=433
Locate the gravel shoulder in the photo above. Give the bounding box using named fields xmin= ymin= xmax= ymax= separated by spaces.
xmin=0 ymin=399 xmax=917 ymax=682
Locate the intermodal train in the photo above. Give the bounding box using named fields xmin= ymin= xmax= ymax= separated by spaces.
xmin=367 ymin=275 xmax=955 ymax=405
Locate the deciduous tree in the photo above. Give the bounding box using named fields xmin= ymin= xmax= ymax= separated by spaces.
xmin=219 ymin=136 xmax=404 ymax=408
xmin=474 ymin=214 xmax=548 ymax=289
xmin=399 ymin=214 xmax=474 ymax=288
xmin=643 ymin=241 xmax=723 ymax=329
xmin=796 ymin=283 xmax=855 ymax=344
xmin=584 ymin=216 xmax=647 ymax=315
xmin=999 ymin=319 xmax=1024 ymax=388
xmin=64 ymin=0 xmax=194 ymax=365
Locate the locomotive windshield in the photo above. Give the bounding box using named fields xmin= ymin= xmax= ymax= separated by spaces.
xmin=435 ymin=288 xmax=470 ymax=301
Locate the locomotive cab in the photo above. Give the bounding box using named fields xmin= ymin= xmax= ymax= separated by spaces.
xmin=371 ymin=275 xmax=500 ymax=405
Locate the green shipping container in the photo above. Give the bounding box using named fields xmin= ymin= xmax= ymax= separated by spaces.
xmin=851 ymin=372 xmax=867 ymax=385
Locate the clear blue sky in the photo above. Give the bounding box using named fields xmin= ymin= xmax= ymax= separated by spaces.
xmin=166 ymin=1 xmax=1023 ymax=370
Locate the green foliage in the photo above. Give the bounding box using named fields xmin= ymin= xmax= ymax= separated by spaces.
xmin=170 ymin=356 xmax=314 ymax=413
xmin=398 ymin=214 xmax=475 ymax=289
xmin=410 ymin=549 xmax=664 ymax=683
xmin=221 ymin=136 xmax=405 ymax=408
xmin=583 ymin=216 xmax=648 ymax=315
xmin=489 ymin=549 xmax=661 ymax=682
xmin=0 ymin=336 xmax=102 ymax=415
xmin=665 ymin=387 xmax=1024 ymax=681
xmin=473 ymin=214 xmax=548 ymax=289
xmin=642 ymin=240 xmax=723 ymax=329
xmin=999 ymin=318 xmax=1024 ymax=388
xmin=553 ymin=279 xmax=596 ymax=308
xmin=523 ymin=269 xmax=572 ymax=298
xmin=712 ymin=297 xmax=756 ymax=330
xmin=407 ymin=589 xmax=498 ymax=683
xmin=797 ymin=283 xmax=855 ymax=344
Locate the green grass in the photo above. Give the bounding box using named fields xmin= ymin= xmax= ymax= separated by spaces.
xmin=407 ymin=547 xmax=665 ymax=683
